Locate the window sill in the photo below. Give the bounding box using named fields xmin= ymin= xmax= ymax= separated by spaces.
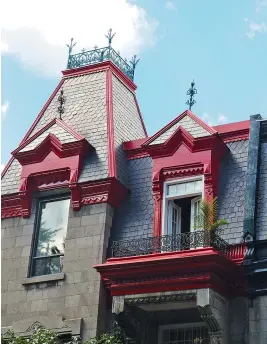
xmin=22 ymin=272 xmax=65 ymax=285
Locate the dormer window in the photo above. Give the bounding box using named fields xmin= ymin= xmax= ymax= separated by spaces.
xmin=163 ymin=177 xmax=203 ymax=237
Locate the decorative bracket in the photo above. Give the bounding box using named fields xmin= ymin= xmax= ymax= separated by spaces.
xmin=197 ymin=289 xmax=228 ymax=344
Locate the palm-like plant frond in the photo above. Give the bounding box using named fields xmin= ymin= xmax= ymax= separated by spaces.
xmin=195 ymin=197 xmax=227 ymax=232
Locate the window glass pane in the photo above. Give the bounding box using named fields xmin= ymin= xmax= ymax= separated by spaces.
xmin=32 ymin=256 xmax=63 ymax=276
xmin=185 ymin=181 xmax=195 ymax=193
xmin=176 ymin=182 xmax=186 ymax=195
xmin=167 ymin=184 xmax=177 ymax=196
xmin=35 ymin=199 xmax=70 ymax=257
xmin=195 ymin=180 xmax=202 ymax=191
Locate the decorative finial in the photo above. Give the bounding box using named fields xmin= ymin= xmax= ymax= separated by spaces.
xmin=66 ymin=38 xmax=77 ymax=56
xmin=81 ymin=48 xmax=86 ymax=53
xmin=105 ymin=29 xmax=116 ymax=47
xmin=94 ymin=45 xmax=98 ymax=50
xmin=57 ymin=89 xmax=66 ymax=120
xmin=130 ymin=55 xmax=140 ymax=70
xmin=186 ymin=80 xmax=197 ymax=111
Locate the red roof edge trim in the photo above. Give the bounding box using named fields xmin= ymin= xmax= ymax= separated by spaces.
xmin=106 ymin=69 xmax=117 ymax=178
xmin=11 ymin=118 xmax=85 ymax=156
xmin=187 ymin=110 xmax=217 ymax=135
xmin=62 ymin=60 xmax=137 ymax=92
xmin=1 ymin=79 xmax=65 ymax=178
xmin=142 ymin=109 xmax=216 ymax=147
xmin=133 ymin=94 xmax=148 ymax=137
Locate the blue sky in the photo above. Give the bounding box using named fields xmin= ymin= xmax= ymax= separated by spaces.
xmin=1 ymin=0 xmax=267 ymax=168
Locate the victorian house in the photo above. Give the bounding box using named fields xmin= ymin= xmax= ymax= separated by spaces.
xmin=2 ymin=32 xmax=267 ymax=344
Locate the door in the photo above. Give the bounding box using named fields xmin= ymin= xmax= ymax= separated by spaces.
xmin=165 ymin=201 xmax=181 ymax=252
xmin=167 ymin=201 xmax=181 ymax=236
xmin=190 ymin=196 xmax=202 ymax=248
xmin=190 ymin=196 xmax=201 ymax=232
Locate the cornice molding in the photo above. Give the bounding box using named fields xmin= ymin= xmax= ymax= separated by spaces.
xmin=1 ymin=177 xmax=128 ymax=219
xmin=94 ymin=247 xmax=246 ymax=297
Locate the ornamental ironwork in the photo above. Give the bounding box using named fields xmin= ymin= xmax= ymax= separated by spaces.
xmin=66 ymin=29 xmax=139 ymax=81
xmin=186 ymin=80 xmax=197 ymax=110
xmin=111 ymin=231 xmax=230 ymax=258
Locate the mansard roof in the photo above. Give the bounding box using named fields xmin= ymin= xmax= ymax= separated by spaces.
xmin=2 ymin=61 xmax=147 ymax=196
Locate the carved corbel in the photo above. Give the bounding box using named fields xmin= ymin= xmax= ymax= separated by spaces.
xmin=197 ymin=288 xmax=228 ymax=344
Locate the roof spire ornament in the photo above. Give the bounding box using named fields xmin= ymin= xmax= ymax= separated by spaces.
xmin=57 ymin=89 xmax=66 ymax=120
xmin=66 ymin=38 xmax=77 ymax=68
xmin=105 ymin=29 xmax=116 ymax=47
xmin=130 ymin=55 xmax=140 ymax=78
xmin=186 ymin=80 xmax=197 ymax=111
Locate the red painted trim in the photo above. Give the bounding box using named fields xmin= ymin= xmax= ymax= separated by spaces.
xmin=106 ymin=69 xmax=117 ymax=178
xmin=12 ymin=118 xmax=85 ymax=155
xmin=1 ymin=177 xmax=128 ymax=219
xmin=143 ymin=110 xmax=217 ymax=147
xmin=133 ymin=94 xmax=148 ymax=137
xmin=217 ymin=129 xmax=249 ymax=143
xmin=213 ymin=120 xmax=250 ymax=134
xmin=94 ymin=247 xmax=245 ymax=297
xmin=62 ymin=60 xmax=137 ymax=92
xmin=1 ymin=79 xmax=64 ymax=178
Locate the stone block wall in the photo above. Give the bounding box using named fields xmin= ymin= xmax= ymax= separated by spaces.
xmin=249 ymin=296 xmax=267 ymax=344
xmin=1 ymin=200 xmax=113 ymax=341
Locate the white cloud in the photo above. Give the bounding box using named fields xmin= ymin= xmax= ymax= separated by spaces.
xmin=2 ymin=0 xmax=158 ymax=77
xmin=218 ymin=113 xmax=228 ymax=124
xmin=1 ymin=164 xmax=5 ymax=173
xmin=245 ymin=18 xmax=267 ymax=38
xmin=201 ymin=112 xmax=229 ymax=126
xmin=166 ymin=1 xmax=175 ymax=10
xmin=256 ymin=0 xmax=267 ymax=12
xmin=1 ymin=101 xmax=9 ymax=122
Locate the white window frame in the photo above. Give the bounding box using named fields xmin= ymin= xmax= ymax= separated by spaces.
xmin=167 ymin=201 xmax=181 ymax=236
xmin=162 ymin=176 xmax=204 ymax=235
xmin=158 ymin=322 xmax=209 ymax=344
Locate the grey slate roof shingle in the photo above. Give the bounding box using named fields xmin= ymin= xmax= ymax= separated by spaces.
xmin=150 ymin=115 xmax=210 ymax=145
xmin=2 ymin=71 xmax=109 ymax=194
xmin=111 ymin=157 xmax=154 ymax=240
xmin=256 ymin=140 xmax=267 ymax=240
xmin=112 ymin=74 xmax=147 ymax=187
xmin=218 ymin=140 xmax=249 ymax=244
xmin=19 ymin=123 xmax=77 ymax=152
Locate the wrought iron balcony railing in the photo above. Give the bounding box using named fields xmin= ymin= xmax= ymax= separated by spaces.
xmin=111 ymin=231 xmax=230 ymax=258
xmin=67 ymin=46 xmax=136 ymax=80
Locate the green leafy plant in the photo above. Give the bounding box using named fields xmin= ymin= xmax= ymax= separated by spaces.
xmin=2 ymin=328 xmax=123 ymax=344
xmin=196 ymin=197 xmax=227 ymax=232
xmin=86 ymin=333 xmax=123 ymax=344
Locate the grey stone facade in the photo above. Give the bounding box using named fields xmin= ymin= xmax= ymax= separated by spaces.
xmin=111 ymin=157 xmax=154 ymax=241
xmin=218 ymin=140 xmax=249 ymax=244
xmin=1 ymin=200 xmax=114 ymax=341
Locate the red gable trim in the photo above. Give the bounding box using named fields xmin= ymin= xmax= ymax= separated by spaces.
xmin=133 ymin=94 xmax=148 ymax=137
xmin=106 ymin=69 xmax=117 ymax=178
xmin=124 ymin=120 xmax=250 ymax=160
xmin=1 ymin=79 xmax=64 ymax=178
xmin=62 ymin=60 xmax=137 ymax=92
xmin=143 ymin=109 xmax=217 ymax=147
xmin=11 ymin=118 xmax=84 ymax=155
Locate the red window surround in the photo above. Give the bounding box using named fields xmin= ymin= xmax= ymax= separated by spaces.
xmin=135 ymin=112 xmax=228 ymax=237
